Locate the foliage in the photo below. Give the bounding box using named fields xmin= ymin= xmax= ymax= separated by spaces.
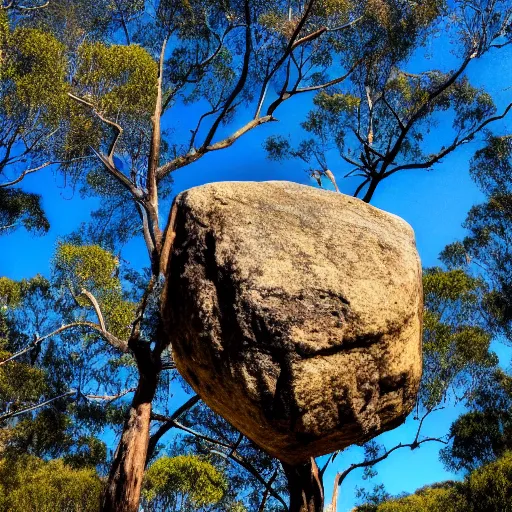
xmin=355 ymin=451 xmax=512 ymax=512
xmin=0 ymin=10 xmax=68 ymax=235
xmin=1 ymin=1 xmax=512 ymax=511
xmin=76 ymin=43 xmax=157 ymax=116
xmin=441 ymin=135 xmax=512 ymax=340
xmin=420 ymin=268 xmax=497 ymax=410
xmin=440 ymin=369 xmax=512 ymax=473
xmin=0 ymin=455 xmax=102 ymax=512
xmin=0 ymin=273 xmax=112 ymax=469
xmin=142 ymin=454 xmax=227 ymax=511
xmin=172 ymin=398 xmax=288 ymax=510
xmin=264 ymin=1 xmax=512 ymax=201
xmin=54 ymin=244 xmax=136 ymax=339
xmin=0 ymin=189 xmax=49 ymax=235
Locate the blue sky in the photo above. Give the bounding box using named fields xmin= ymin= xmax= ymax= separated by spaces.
xmin=1 ymin=25 xmax=512 ymax=511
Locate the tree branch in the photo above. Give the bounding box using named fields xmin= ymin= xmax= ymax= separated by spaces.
xmin=1 ymin=0 xmax=49 ymax=10
xmin=0 ymin=389 xmax=76 ymax=423
xmin=0 ymin=161 xmax=53 ymax=188
xmin=258 ymin=469 xmax=279 ymax=512
xmin=84 ymin=387 xmax=136 ymax=403
xmin=156 ymin=115 xmax=276 ymax=179
xmin=0 ymin=321 xmax=128 ymax=368
xmin=146 ymin=395 xmax=200 ymax=465
xmin=80 ymin=288 xmax=106 ymax=331
xmin=384 ymin=102 xmax=512 ymax=177
xmin=285 ymin=59 xmax=361 ymax=96
xmin=211 ymin=449 xmax=288 ymax=511
xmin=0 ymin=157 xmax=92 ymax=188
xmin=67 ymin=93 xmax=123 ymax=160
xmin=200 ymin=0 xmax=252 ymax=149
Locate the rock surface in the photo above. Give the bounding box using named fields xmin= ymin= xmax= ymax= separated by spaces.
xmin=163 ymin=181 xmax=422 ymax=465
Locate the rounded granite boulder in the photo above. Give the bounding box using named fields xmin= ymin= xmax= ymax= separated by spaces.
xmin=162 ymin=181 xmax=422 ymax=465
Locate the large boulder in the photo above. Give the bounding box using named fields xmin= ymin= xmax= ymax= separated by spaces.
xmin=163 ymin=181 xmax=422 ymax=465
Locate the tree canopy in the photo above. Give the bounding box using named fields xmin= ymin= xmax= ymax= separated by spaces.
xmin=355 ymin=451 xmax=512 ymax=512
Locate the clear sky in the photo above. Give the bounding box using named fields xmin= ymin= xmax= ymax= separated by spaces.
xmin=1 ymin=25 xmax=511 ymax=512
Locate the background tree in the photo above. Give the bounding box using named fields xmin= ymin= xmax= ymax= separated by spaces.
xmin=0 ymin=455 xmax=103 ymax=512
xmin=442 ymin=135 xmax=512 ymax=340
xmin=354 ymin=451 xmax=512 ymax=512
xmin=352 ymin=133 xmax=512 ymax=511
xmin=6 ymin=2 xmax=400 ymax=509
xmin=440 ymin=369 xmax=512 ymax=474
xmin=0 ymin=9 xmax=66 ymax=233
xmin=149 ymin=397 xmax=289 ymax=510
xmin=142 ymin=454 xmax=227 ymax=511
xmin=264 ymin=0 xmax=512 ymax=202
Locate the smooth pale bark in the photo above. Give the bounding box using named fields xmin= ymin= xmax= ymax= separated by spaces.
xmin=283 ymin=458 xmax=324 ymax=512
xmin=329 ymin=472 xmax=342 ymax=512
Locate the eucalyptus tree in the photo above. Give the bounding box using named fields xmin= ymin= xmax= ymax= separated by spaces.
xmin=0 ymin=456 xmax=102 ymax=512
xmin=3 ymin=1 xmax=510 ymax=511
xmin=442 ymin=135 xmax=512 ymax=340
xmin=433 ymin=134 xmax=512 ymax=477
xmin=142 ymin=454 xmax=228 ymax=511
xmin=265 ymin=0 xmax=512 ymax=202
xmin=0 ymin=271 xmax=128 ymax=469
xmin=0 ymin=1 xmax=144 ymax=234
xmin=148 ymin=395 xmax=289 ymax=510
xmin=0 ymin=9 xmax=63 ymax=233
xmin=439 ymin=369 xmax=512 ymax=474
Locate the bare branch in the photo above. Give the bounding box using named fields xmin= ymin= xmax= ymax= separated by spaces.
xmin=150 ymin=396 xmax=288 ymax=509
xmin=156 ymin=115 xmax=276 ymax=179
xmin=324 ymin=169 xmax=340 ymax=192
xmin=147 ymin=37 xmax=168 ymax=211
xmin=0 ymin=389 xmax=76 ymax=423
xmin=0 ymin=157 xmax=92 ymax=188
xmin=291 ymin=15 xmax=363 ymax=49
xmin=328 ymin=436 xmax=449 ymax=511
xmin=1 ymin=0 xmax=49 ymax=10
xmin=146 ymin=394 xmax=200 ymax=465
xmin=0 ymin=321 xmax=128 ymax=368
xmin=380 ymin=52 xmax=477 ymax=176
xmin=112 ymin=0 xmax=131 ymax=45
xmin=88 ymin=146 xmax=144 ymax=201
xmin=384 ymin=102 xmax=512 ymax=177
xmin=201 ymin=0 xmax=252 ymax=149
xmin=80 ymin=288 xmax=106 ymax=331
xmin=84 ymin=387 xmax=136 ymax=403
xmin=258 ymin=469 xmax=279 ymax=512
xmin=381 ymin=93 xmax=405 ymax=130
xmin=0 ymin=323 xmax=95 ymax=366
xmin=0 ymin=161 xmax=53 ymax=188
xmin=211 ymin=449 xmax=289 ymax=511
xmin=285 ymin=59 xmax=361 ymax=95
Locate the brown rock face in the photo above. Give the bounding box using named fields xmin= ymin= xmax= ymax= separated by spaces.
xmin=163 ymin=181 xmax=422 ymax=465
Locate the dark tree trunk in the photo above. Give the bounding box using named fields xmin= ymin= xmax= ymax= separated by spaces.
xmin=284 ymin=458 xmax=324 ymax=512
xmin=101 ymin=349 xmax=159 ymax=512
xmin=362 ymin=176 xmax=381 ymax=203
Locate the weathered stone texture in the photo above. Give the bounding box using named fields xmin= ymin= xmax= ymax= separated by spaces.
xmin=163 ymin=181 xmax=422 ymax=465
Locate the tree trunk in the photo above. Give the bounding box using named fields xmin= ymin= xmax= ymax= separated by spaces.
xmin=284 ymin=458 xmax=324 ymax=512
xmin=361 ymin=176 xmax=380 ymax=203
xmin=101 ymin=360 xmax=158 ymax=512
